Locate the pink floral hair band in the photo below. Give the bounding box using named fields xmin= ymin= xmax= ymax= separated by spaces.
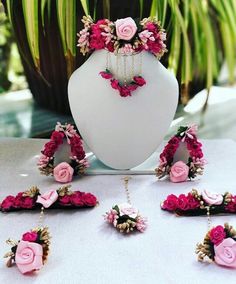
xmin=37 ymin=122 xmax=89 ymax=183
xmin=161 ymin=189 xmax=236 ymax=216
xmin=0 ymin=185 xmax=98 ymax=212
xmin=155 ymin=124 xmax=206 ymax=183
xmin=196 ymin=223 xmax=236 ymax=268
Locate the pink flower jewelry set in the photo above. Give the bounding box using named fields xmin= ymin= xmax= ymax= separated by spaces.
xmin=77 ymin=16 xmax=167 ymax=97
xmin=2 ymin=15 xmax=234 ymax=276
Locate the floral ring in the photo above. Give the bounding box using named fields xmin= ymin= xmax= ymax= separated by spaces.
xmin=196 ymin=223 xmax=236 ymax=268
xmin=37 ymin=122 xmax=89 ymax=183
xmin=155 ymin=124 xmax=206 ymax=182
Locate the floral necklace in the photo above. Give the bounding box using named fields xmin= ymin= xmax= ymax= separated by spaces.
xmin=77 ymin=16 xmax=167 ymax=98
xmin=99 ymin=51 xmax=146 ymax=97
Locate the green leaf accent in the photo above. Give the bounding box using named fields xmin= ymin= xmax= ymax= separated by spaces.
xmin=112 ymin=205 xmax=120 ymax=214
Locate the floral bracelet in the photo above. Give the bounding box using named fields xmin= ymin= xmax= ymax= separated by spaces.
xmin=38 ymin=122 xmax=89 ymax=183
xmin=161 ymin=189 xmax=236 ymax=216
xmin=155 ymin=124 xmax=206 ymax=183
xmin=0 ymin=185 xmax=98 ymax=212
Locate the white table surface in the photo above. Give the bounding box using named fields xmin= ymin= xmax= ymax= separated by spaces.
xmin=1 ymin=138 xmax=236 ymax=284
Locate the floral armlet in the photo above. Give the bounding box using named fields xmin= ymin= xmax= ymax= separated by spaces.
xmin=196 ymin=223 xmax=236 ymax=268
xmin=161 ymin=189 xmax=236 ymax=216
xmin=0 ymin=185 xmax=98 ymax=212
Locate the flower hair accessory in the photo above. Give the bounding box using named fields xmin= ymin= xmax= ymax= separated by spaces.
xmin=77 ymin=16 xmax=166 ymax=98
xmin=38 ymin=122 xmax=89 ymax=182
xmin=161 ymin=189 xmax=236 ymax=216
xmin=104 ymin=203 xmax=147 ymax=233
xmin=0 ymin=185 xmax=98 ymax=212
xmin=196 ymin=223 xmax=236 ymax=268
xmin=104 ymin=177 xmax=147 ymax=234
xmin=77 ymin=16 xmax=166 ymax=57
xmin=156 ymin=124 xmax=206 ymax=182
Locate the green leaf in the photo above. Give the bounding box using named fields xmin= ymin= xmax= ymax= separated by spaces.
xmin=41 ymin=0 xmax=47 ymax=29
xmin=22 ymin=0 xmax=40 ymax=69
xmin=79 ymin=0 xmax=89 ymax=16
xmin=65 ymin=0 xmax=76 ymax=57
xmin=56 ymin=0 xmax=67 ymax=54
xmin=139 ymin=0 xmax=144 ymax=18
xmin=6 ymin=0 xmax=13 ymax=26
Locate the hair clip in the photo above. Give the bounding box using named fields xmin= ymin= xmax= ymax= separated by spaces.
xmin=104 ymin=177 xmax=147 ymax=234
xmin=161 ymin=189 xmax=236 ymax=216
xmin=37 ymin=122 xmax=89 ymax=183
xmin=155 ymin=124 xmax=206 ymax=182
xmin=196 ymin=223 xmax=236 ymax=268
xmin=0 ymin=185 xmax=98 ymax=212
xmin=4 ymin=207 xmax=50 ymax=274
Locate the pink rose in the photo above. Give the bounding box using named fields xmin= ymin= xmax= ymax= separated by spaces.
xmin=100 ymin=71 xmax=113 ymax=79
xmin=1 ymin=195 xmax=15 ymax=211
xmin=120 ymin=87 xmax=131 ymax=97
xmin=202 ymin=190 xmax=223 ymax=205
xmin=115 ymin=17 xmax=137 ymax=40
xmin=169 ymin=161 xmax=189 ymax=183
xmin=53 ymin=162 xmax=74 ymax=183
xmin=14 ymin=193 xmax=34 ymax=209
xmin=43 ymin=140 xmax=58 ymax=157
xmin=110 ymin=79 xmax=120 ymax=90
xmin=162 ymin=194 xmax=178 ymax=211
xmin=177 ymin=194 xmax=189 ymax=211
xmin=15 ymin=241 xmax=43 ymax=274
xmin=82 ymin=193 xmax=97 ymax=207
xmin=187 ymin=193 xmax=200 ymax=209
xmin=225 ymin=201 xmax=236 ymax=213
xmin=36 ymin=190 xmax=58 ymax=208
xmin=119 ymin=203 xmax=138 ymax=219
xmin=58 ymin=194 xmax=71 ymax=205
xmin=210 ymin=225 xmax=226 ymax=245
xmin=22 ymin=232 xmax=38 ymax=242
xmin=70 ymin=192 xmax=84 ymax=206
xmin=133 ymin=76 xmax=146 ymax=86
xmin=214 ymin=238 xmax=236 ymax=268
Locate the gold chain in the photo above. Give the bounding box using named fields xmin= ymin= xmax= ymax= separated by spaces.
xmin=123 ymin=56 xmax=127 ymax=86
xmin=38 ymin=207 xmax=45 ymax=228
xmin=139 ymin=52 xmax=142 ymax=76
xmin=122 ymin=176 xmax=132 ymax=204
xmin=206 ymin=206 xmax=211 ymax=230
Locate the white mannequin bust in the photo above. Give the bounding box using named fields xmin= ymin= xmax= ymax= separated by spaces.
xmin=68 ymin=50 xmax=178 ymax=169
